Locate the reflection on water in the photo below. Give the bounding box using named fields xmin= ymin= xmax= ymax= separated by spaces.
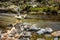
xmin=0 ymin=14 xmax=60 ymax=31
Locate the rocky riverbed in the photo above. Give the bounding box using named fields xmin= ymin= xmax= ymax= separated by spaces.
xmin=0 ymin=13 xmax=60 ymax=40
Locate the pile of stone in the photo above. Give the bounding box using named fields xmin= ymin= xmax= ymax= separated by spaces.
xmin=0 ymin=22 xmax=53 ymax=40
xmin=36 ymin=27 xmax=53 ymax=35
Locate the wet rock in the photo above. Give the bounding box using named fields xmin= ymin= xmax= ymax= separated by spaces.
xmin=23 ymin=31 xmax=32 ymax=37
xmin=7 ymin=5 xmax=20 ymax=13
xmin=36 ymin=28 xmax=46 ymax=34
xmin=27 ymin=24 xmax=40 ymax=31
xmin=45 ymin=28 xmax=53 ymax=33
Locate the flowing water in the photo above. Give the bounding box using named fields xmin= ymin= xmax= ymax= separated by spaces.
xmin=0 ymin=13 xmax=60 ymax=31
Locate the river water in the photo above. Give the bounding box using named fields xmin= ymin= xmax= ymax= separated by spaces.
xmin=0 ymin=13 xmax=60 ymax=31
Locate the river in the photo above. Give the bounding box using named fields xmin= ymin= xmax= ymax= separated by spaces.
xmin=0 ymin=13 xmax=60 ymax=31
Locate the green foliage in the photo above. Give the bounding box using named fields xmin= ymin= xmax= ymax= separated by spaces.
xmin=30 ymin=6 xmax=52 ymax=12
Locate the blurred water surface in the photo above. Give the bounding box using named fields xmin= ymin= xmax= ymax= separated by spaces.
xmin=0 ymin=13 xmax=60 ymax=31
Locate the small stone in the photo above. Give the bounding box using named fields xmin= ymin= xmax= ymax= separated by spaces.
xmin=37 ymin=38 xmax=45 ymax=40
